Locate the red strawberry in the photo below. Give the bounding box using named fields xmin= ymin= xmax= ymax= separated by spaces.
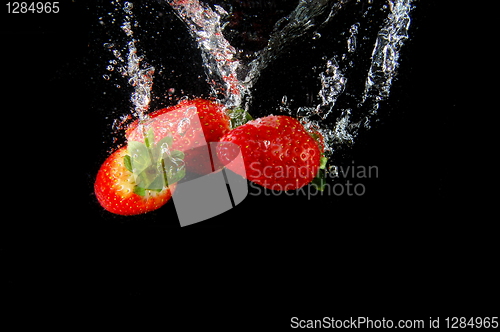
xmin=217 ymin=115 xmax=324 ymax=191
xmin=94 ymin=147 xmax=176 ymax=216
xmin=126 ymin=98 xmax=231 ymax=174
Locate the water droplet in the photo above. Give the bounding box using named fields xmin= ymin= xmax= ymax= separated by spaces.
xmin=107 ymin=65 xmax=114 ymax=71
xmin=347 ymin=23 xmax=358 ymax=53
xmin=103 ymin=74 xmax=110 ymax=80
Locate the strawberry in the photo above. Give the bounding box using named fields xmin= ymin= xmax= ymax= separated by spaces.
xmin=94 ymin=125 xmax=185 ymax=215
xmin=216 ymin=115 xmax=324 ymax=191
xmin=94 ymin=147 xmax=176 ymax=215
xmin=126 ymin=98 xmax=231 ymax=174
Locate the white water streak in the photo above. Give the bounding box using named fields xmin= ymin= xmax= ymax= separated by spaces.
xmin=319 ymin=0 xmax=414 ymax=148
xmin=168 ymin=0 xmax=244 ymax=108
xmin=361 ymin=0 xmax=412 ymax=118
xmin=117 ymin=1 xmax=155 ymax=122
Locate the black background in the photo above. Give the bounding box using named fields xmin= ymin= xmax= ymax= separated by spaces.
xmin=1 ymin=0 xmax=496 ymax=324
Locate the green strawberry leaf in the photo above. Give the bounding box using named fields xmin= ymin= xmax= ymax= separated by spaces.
xmin=128 ymin=140 xmax=152 ymax=175
xmin=133 ymin=186 xmax=146 ymax=197
xmin=135 ymin=164 xmax=165 ymax=191
xmin=311 ymin=168 xmax=327 ymax=191
xmin=227 ymin=107 xmax=253 ymax=128
xmin=144 ymin=127 xmax=156 ymax=148
xmin=128 ymin=139 xmax=161 ymax=191
xmin=123 ymin=154 xmax=133 ymax=172
xmin=319 ymin=156 xmax=328 ymax=169
xmin=310 ymin=156 xmax=328 ymax=191
xmin=127 ymin=131 xmax=186 ymax=195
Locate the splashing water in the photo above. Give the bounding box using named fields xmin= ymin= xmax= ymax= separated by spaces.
xmin=166 ymin=0 xmax=414 ymax=155
xmin=104 ymin=1 xmax=155 ymax=124
xmin=305 ymin=0 xmax=414 ymax=153
xmin=100 ymin=0 xmax=414 ymax=157
xmin=361 ymin=0 xmax=412 ymax=114
xmin=168 ymin=0 xmax=244 ymax=109
xmin=167 ymin=0 xmax=357 ymax=120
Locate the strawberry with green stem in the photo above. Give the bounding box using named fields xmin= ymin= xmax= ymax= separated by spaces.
xmin=94 ymin=129 xmax=184 ymax=216
xmin=95 ymin=98 xmax=232 ymax=215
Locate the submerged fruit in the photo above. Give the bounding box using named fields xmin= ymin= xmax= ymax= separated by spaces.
xmin=94 ymin=147 xmax=176 ymax=216
xmin=217 ymin=115 xmax=323 ymax=190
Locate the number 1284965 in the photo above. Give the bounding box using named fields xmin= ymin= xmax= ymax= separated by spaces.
xmin=6 ymin=2 xmax=60 ymax=14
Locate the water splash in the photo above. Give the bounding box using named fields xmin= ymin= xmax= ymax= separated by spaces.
xmin=104 ymin=1 xmax=155 ymax=123
xmin=316 ymin=57 xmax=348 ymax=120
xmin=292 ymin=0 xmax=414 ymax=152
xmin=360 ymin=0 xmax=413 ymax=121
xmin=100 ymin=0 xmax=414 ymax=158
xmin=167 ymin=0 xmax=350 ymax=112
xmin=166 ymin=0 xmax=414 ymax=155
xmin=168 ymin=0 xmax=244 ymax=108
